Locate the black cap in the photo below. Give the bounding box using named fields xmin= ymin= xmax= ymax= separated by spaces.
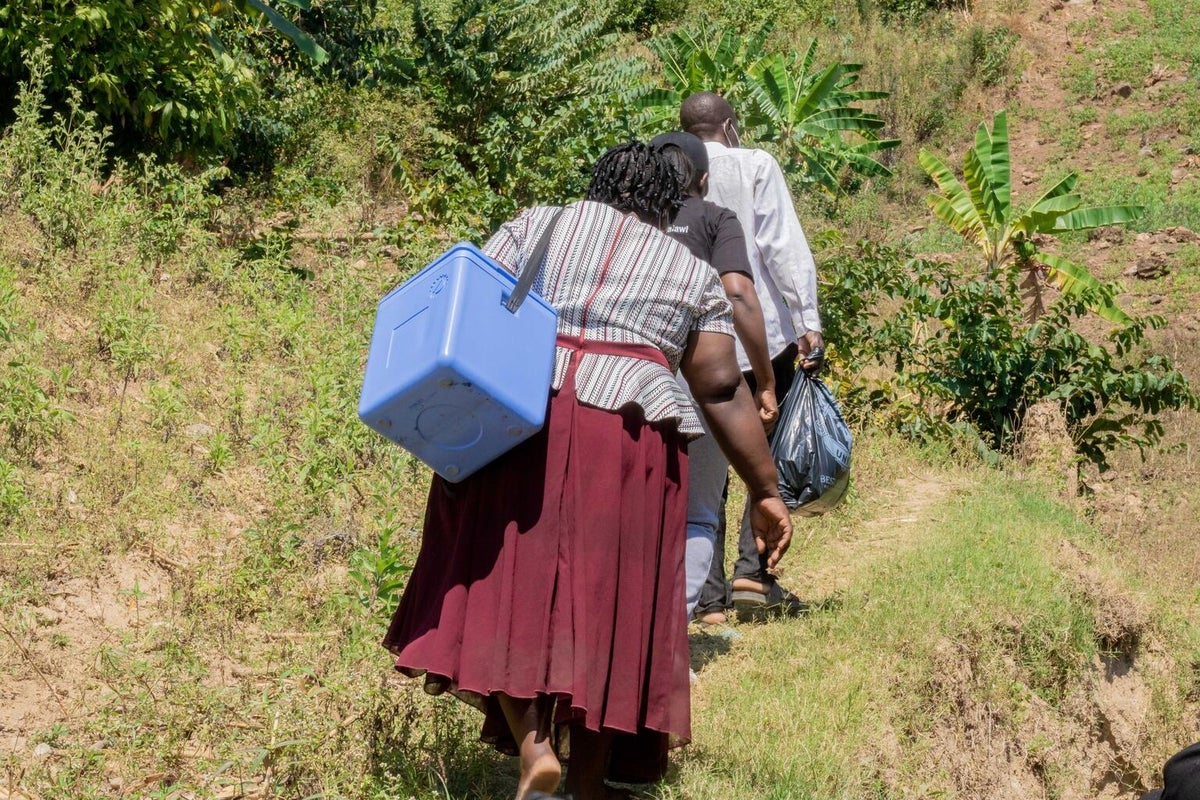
xmin=650 ymin=131 xmax=709 ymax=175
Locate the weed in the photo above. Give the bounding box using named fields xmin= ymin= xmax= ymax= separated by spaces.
xmin=206 ymin=432 xmax=234 ymax=475
xmin=97 ymin=279 xmax=161 ymax=383
xmin=348 ymin=502 xmax=413 ymax=616
xmin=1063 ymin=61 xmax=1098 ymax=101
xmin=131 ymin=155 xmax=227 ymax=275
xmin=0 ymin=354 xmax=76 ymax=463
xmin=0 ymin=457 xmax=27 ymax=520
xmin=1068 ymin=106 xmax=1099 ymax=126
xmin=146 ymin=380 xmax=185 ymax=441
xmin=119 ymin=580 xmax=148 ymax=629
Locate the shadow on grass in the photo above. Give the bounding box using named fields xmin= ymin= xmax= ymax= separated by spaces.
xmin=368 ymin=690 xmax=520 ymax=799
xmin=689 ymin=594 xmax=844 ymax=673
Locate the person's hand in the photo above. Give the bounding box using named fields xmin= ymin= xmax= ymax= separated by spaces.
xmin=749 ymin=495 xmax=792 ymax=569
xmin=798 ymin=330 xmax=824 ymax=356
xmin=756 ymin=386 xmax=778 ymax=435
xmin=799 ymin=330 xmax=825 ymax=375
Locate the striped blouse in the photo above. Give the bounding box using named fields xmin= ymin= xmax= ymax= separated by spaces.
xmin=483 ymin=200 xmax=735 ymax=437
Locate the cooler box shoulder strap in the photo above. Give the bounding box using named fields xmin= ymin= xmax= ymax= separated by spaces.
xmin=505 ymin=207 xmax=564 ymax=314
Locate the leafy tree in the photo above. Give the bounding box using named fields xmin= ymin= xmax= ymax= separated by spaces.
xmin=918 ymin=110 xmax=1143 ymax=323
xmin=0 ymin=0 xmax=326 ymax=156
xmin=388 ymin=0 xmax=631 ymax=233
xmin=634 ymin=20 xmax=899 ymax=196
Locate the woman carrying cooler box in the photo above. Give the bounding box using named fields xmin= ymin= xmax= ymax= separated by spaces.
xmin=381 ymin=141 xmax=791 ymax=800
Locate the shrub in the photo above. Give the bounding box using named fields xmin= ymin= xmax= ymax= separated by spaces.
xmin=0 ymin=1 xmax=332 ymax=158
xmin=130 ymin=156 xmax=227 ymax=273
xmin=385 ymin=0 xmax=634 ymax=235
xmin=875 ymin=0 xmax=967 ymax=24
xmin=0 ymin=49 xmax=110 ymax=251
xmin=819 ymin=238 xmax=1198 ymax=470
xmin=0 ymin=4 xmax=257 ymax=156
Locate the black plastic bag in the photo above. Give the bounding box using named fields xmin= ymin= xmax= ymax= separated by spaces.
xmin=769 ymin=371 xmax=852 ymax=515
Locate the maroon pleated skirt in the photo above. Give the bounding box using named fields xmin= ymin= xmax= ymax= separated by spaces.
xmin=381 ymin=339 xmax=691 ymax=780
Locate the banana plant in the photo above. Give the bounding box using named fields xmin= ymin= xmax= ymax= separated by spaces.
xmin=630 ymin=22 xmax=772 ymax=128
xmin=633 ymin=20 xmax=896 ymax=195
xmin=918 ymin=110 xmax=1142 ymax=323
xmin=744 ymin=44 xmax=899 ymax=194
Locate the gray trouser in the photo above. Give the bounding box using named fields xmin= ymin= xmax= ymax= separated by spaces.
xmin=692 ymin=345 xmax=799 ymax=618
xmin=683 ymin=414 xmax=729 ymax=618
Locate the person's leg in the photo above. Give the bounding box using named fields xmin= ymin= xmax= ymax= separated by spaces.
xmin=683 ymin=425 xmax=729 ymax=619
xmin=694 ymin=478 xmax=731 ymax=621
xmin=732 ymin=346 xmax=799 ymax=583
xmin=730 ymin=502 xmax=767 ymax=582
xmin=683 ymin=529 xmax=714 ymax=620
xmin=679 ymin=375 xmax=731 ymax=620
xmin=564 ymin=724 xmax=614 ymax=800
xmin=497 ymin=694 xmax=561 ymax=800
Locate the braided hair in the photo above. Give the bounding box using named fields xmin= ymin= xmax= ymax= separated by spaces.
xmin=586 ymin=141 xmax=683 ymax=225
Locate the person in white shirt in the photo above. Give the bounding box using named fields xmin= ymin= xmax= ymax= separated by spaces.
xmin=682 ymin=91 xmax=826 ymax=622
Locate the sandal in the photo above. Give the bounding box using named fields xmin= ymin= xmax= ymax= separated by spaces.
xmin=691 ymin=610 xmax=743 ymax=641
xmin=731 ymin=579 xmax=808 ymax=621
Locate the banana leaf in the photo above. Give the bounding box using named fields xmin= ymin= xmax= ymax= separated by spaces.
xmin=1016 ymin=193 xmax=1082 ymax=235
xmin=963 ymin=145 xmax=1001 ymax=232
xmin=801 ymin=106 xmax=888 ymax=132
xmin=1039 ymin=252 xmax=1131 ymax=324
xmin=233 ymin=0 xmax=327 ymax=64
xmin=987 ymin=111 xmax=1011 ymax=222
xmin=841 ymin=148 xmax=895 ymax=177
xmin=1052 ymin=205 xmax=1145 ymax=232
xmin=919 ymin=148 xmax=984 ymax=237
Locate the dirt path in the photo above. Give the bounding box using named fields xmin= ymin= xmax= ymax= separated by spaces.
xmin=799 ymin=473 xmax=964 ymax=599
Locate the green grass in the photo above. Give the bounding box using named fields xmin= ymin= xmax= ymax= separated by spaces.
xmin=676 ymin=470 xmax=1120 ymax=799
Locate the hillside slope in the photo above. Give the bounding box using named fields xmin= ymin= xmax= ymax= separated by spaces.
xmin=2 ymin=0 xmax=1199 ymax=798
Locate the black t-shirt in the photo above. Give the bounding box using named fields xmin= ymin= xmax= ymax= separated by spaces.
xmin=665 ymin=197 xmax=753 ymax=279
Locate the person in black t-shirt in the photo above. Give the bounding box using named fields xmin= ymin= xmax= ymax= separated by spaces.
xmin=1140 ymin=741 xmax=1200 ymax=800
xmin=652 ymin=131 xmax=778 ymax=626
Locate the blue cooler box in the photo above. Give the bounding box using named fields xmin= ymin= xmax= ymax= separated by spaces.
xmin=358 ymin=243 xmax=558 ymax=482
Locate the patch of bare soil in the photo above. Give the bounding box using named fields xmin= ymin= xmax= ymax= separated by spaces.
xmin=1016 ymin=400 xmax=1080 ymax=500
xmin=902 ymin=539 xmax=1193 ymax=800
xmin=0 ymin=554 xmax=173 ymax=756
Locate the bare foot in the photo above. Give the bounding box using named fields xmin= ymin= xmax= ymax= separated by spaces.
xmin=517 ymin=749 xmax=561 ymax=799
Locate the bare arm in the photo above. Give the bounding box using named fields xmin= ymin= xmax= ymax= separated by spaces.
xmin=680 ymin=330 xmax=792 ymax=567
xmin=721 ymin=271 xmax=778 ymax=432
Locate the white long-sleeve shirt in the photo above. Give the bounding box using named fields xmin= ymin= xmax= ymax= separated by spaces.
xmin=703 ymin=140 xmax=822 ymax=372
